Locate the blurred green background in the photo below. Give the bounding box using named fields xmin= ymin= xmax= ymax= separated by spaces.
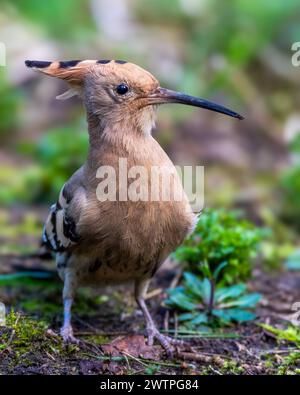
xmin=1 ymin=0 xmax=300 ymax=268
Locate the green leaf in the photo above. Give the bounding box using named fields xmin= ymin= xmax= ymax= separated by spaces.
xmin=202 ymin=278 xmax=212 ymax=306
xmin=165 ymin=290 xmax=198 ymax=311
xmin=183 ymin=272 xmax=205 ymax=299
xmin=167 ymin=286 xmax=185 ymax=296
xmin=178 ymin=312 xmax=196 ymax=322
xmin=198 ymin=261 xmax=212 ymax=278
xmin=213 ymin=261 xmax=228 ymax=280
xmin=212 ymin=309 xmax=231 ymax=323
xmin=213 ymin=308 xmax=256 ymax=322
xmin=222 ymin=293 xmax=261 ymax=308
xmin=189 ymin=313 xmax=208 ymax=325
xmin=215 ymin=284 xmax=246 ymax=303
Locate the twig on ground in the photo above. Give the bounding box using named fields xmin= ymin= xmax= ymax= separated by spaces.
xmin=174 ymin=312 xmax=179 ymax=339
xmin=259 ymin=348 xmax=300 ymax=355
xmin=44 ymin=350 xmax=56 ymax=361
xmin=164 ymin=310 xmax=169 ymax=333
xmin=169 ymin=267 xmax=184 ymax=290
xmin=123 ymin=353 xmax=131 ymax=371
xmin=145 ymin=288 xmax=163 ymax=300
xmin=162 ymin=265 xmax=183 ymax=338
xmin=121 ymin=351 xmax=149 ymax=367
xmin=177 ymin=351 xmax=225 ymax=367
xmin=209 ymin=365 xmax=222 ymax=375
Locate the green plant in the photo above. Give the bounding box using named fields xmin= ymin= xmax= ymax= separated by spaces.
xmin=260 ymin=324 xmax=300 ymax=346
xmin=165 ymin=209 xmax=262 ymax=327
xmin=165 ymin=273 xmax=261 ymax=327
xmin=174 ymin=208 xmax=262 ymax=285
xmin=277 ymin=352 xmax=300 ymax=375
xmin=259 ymin=324 xmax=300 ymax=374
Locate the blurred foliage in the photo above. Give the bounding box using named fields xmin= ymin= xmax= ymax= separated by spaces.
xmin=174 ymin=208 xmax=262 ymax=285
xmin=0 ymin=271 xmax=54 ymax=286
xmin=0 ymin=125 xmax=88 ymax=205
xmin=0 ymin=210 xmax=41 ymax=238
xmin=1 ymin=0 xmax=299 ymax=207
xmin=30 ymin=125 xmax=88 ymax=201
xmin=0 ymin=165 xmax=44 ymax=205
xmin=285 ymin=249 xmax=300 ymax=271
xmin=136 ymin=0 xmax=300 ymax=95
xmin=288 ymin=133 xmax=300 ymax=154
xmin=280 ymin=134 xmax=300 ymax=233
xmin=0 ymin=210 xmax=42 ymax=254
xmin=2 ymin=0 xmax=95 ymax=41
xmin=280 ymin=169 xmax=300 ymax=230
xmin=258 ymin=208 xmax=295 ymax=271
xmin=0 ymin=70 xmax=21 ymax=136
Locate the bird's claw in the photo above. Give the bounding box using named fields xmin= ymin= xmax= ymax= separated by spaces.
xmin=60 ymin=325 xmax=80 ymax=345
xmin=146 ymin=327 xmax=184 ymax=358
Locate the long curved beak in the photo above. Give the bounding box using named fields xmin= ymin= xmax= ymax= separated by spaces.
xmin=148 ymin=87 xmax=244 ymax=120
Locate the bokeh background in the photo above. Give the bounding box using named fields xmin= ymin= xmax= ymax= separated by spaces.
xmin=1 ymin=0 xmax=300 ymax=269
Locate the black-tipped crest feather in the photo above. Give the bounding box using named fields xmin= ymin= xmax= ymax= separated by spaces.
xmin=25 ymin=60 xmax=51 ymax=68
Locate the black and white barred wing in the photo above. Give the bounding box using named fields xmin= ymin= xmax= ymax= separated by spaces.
xmin=42 ymin=184 xmax=83 ymax=252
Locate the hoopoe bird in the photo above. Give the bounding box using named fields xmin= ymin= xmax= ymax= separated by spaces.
xmin=25 ymin=59 xmax=243 ymax=356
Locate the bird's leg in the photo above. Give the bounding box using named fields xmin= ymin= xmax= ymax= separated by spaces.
xmin=61 ymin=298 xmax=76 ymax=342
xmin=60 ymin=273 xmax=79 ymax=344
xmin=135 ymin=279 xmax=184 ymax=358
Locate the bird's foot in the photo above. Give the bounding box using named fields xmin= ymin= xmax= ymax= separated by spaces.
xmin=146 ymin=326 xmax=185 ymax=358
xmin=60 ymin=325 xmax=80 ymax=345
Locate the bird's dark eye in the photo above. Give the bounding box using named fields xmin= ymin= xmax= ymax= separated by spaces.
xmin=116 ymin=84 xmax=129 ymax=95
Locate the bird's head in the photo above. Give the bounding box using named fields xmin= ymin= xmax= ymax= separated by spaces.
xmin=25 ymin=59 xmax=243 ymax=134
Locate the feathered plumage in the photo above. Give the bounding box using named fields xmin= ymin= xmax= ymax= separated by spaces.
xmin=26 ymin=58 xmax=242 ymax=356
